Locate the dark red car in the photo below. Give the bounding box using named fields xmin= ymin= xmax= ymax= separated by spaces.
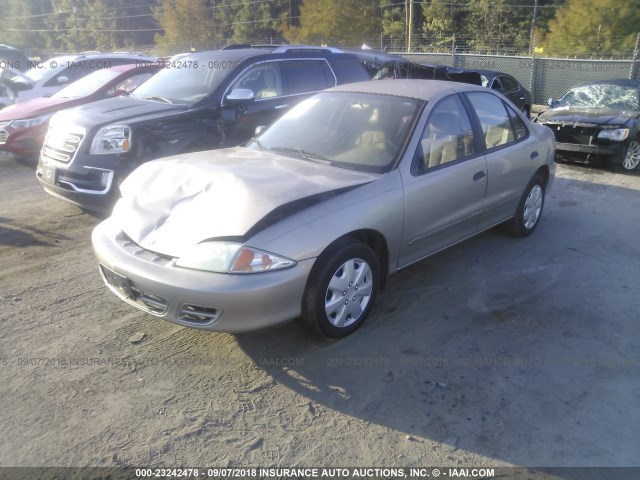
xmin=0 ymin=63 xmax=160 ymax=162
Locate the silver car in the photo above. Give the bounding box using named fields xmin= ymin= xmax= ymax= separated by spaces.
xmin=92 ymin=80 xmax=556 ymax=338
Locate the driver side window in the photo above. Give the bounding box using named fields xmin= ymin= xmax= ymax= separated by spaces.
xmin=229 ymin=63 xmax=283 ymax=100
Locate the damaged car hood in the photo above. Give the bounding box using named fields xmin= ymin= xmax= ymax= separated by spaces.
xmin=113 ymin=147 xmax=379 ymax=257
xmin=537 ymin=107 xmax=637 ymax=126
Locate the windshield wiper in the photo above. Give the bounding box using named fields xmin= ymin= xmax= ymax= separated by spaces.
xmin=270 ymin=146 xmax=332 ymax=164
xmin=142 ymin=95 xmax=173 ymax=104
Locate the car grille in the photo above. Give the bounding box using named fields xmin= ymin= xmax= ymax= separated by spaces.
xmin=547 ymin=123 xmax=600 ymax=145
xmin=127 ymin=284 xmax=168 ymax=315
xmin=41 ymin=124 xmax=86 ymax=163
xmin=0 ymin=130 xmax=7 ymax=144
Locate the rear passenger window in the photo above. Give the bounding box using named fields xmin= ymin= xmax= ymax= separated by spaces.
xmin=505 ymin=103 xmax=528 ymax=140
xmin=281 ymin=60 xmax=333 ymax=95
xmin=412 ymin=94 xmax=476 ymax=174
xmin=466 ymin=92 xmax=524 ymax=150
xmin=501 ymin=76 xmax=519 ymax=91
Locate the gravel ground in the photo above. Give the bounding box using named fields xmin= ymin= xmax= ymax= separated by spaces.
xmin=1 ymin=156 xmax=639 ymax=477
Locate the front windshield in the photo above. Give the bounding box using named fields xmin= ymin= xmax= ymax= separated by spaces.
xmin=132 ymin=60 xmax=233 ymax=105
xmin=52 ymin=69 xmax=120 ymax=98
xmin=557 ymin=84 xmax=639 ymax=110
xmin=250 ymin=92 xmax=424 ymax=173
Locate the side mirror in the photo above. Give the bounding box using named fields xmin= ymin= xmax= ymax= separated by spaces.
xmin=547 ymin=98 xmax=557 ymax=108
xmin=57 ymin=76 xmax=69 ymax=85
xmin=254 ymin=125 xmax=267 ymax=136
xmin=225 ymin=88 xmax=255 ymax=105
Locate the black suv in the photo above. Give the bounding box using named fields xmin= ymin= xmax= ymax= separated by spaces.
xmin=36 ymin=46 xmax=371 ymax=212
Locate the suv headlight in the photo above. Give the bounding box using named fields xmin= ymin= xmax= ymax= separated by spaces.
xmin=175 ymin=242 xmax=296 ymax=274
xmin=12 ymin=113 xmax=53 ymax=128
xmin=90 ymin=124 xmax=132 ymax=154
xmin=598 ymin=128 xmax=629 ymax=141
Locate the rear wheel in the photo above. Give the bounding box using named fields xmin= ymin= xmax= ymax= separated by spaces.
xmin=621 ymin=140 xmax=640 ymax=171
xmin=302 ymin=239 xmax=379 ymax=338
xmin=503 ymin=173 xmax=545 ymax=237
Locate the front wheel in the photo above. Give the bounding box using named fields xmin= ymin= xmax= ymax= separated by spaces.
xmin=621 ymin=140 xmax=640 ymax=171
xmin=302 ymin=240 xmax=380 ymax=338
xmin=503 ymin=173 xmax=545 ymax=238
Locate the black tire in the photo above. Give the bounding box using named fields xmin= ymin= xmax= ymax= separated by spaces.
xmin=503 ymin=173 xmax=545 ymax=238
xmin=302 ymin=239 xmax=380 ymax=338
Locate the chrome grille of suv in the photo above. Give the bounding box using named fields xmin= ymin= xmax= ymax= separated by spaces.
xmin=0 ymin=130 xmax=7 ymax=144
xmin=41 ymin=124 xmax=86 ymax=163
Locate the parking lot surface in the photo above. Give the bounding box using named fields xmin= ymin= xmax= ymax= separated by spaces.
xmin=1 ymin=157 xmax=639 ymax=472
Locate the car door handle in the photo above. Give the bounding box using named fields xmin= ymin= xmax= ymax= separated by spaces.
xmin=530 ymin=151 xmax=539 ymax=160
xmin=473 ymin=171 xmax=486 ymax=182
xmin=275 ymin=104 xmax=289 ymax=110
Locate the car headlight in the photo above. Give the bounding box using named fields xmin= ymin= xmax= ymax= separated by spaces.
xmin=598 ymin=128 xmax=629 ymax=141
xmin=90 ymin=124 xmax=132 ymax=154
xmin=11 ymin=113 xmax=53 ymax=128
xmin=175 ymin=242 xmax=296 ymax=274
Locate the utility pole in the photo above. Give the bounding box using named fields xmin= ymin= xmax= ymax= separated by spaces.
xmin=70 ymin=0 xmax=80 ymax=50
xmin=529 ymin=0 xmax=538 ymax=54
xmin=630 ymin=32 xmax=640 ymax=80
xmin=406 ymin=0 xmax=413 ymax=53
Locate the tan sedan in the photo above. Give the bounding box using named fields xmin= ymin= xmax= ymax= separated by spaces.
xmin=92 ymin=80 xmax=556 ymax=338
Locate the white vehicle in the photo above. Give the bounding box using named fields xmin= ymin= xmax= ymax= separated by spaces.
xmin=14 ymin=52 xmax=156 ymax=103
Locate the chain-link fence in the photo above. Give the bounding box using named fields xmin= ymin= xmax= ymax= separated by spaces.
xmin=403 ymin=53 xmax=640 ymax=105
xmin=108 ymin=32 xmax=640 ymax=106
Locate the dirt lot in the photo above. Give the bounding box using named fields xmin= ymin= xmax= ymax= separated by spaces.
xmin=1 ymin=156 xmax=639 ymax=475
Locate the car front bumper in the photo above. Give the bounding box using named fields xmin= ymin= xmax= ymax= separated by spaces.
xmin=92 ymin=218 xmax=316 ymax=333
xmin=0 ymin=124 xmax=46 ymax=159
xmin=36 ymin=152 xmax=128 ymax=212
xmin=554 ymin=141 xmax=629 ymax=165
xmin=555 ymin=142 xmax=618 ymax=155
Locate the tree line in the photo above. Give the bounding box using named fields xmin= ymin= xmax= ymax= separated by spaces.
xmin=1 ymin=0 xmax=639 ymax=58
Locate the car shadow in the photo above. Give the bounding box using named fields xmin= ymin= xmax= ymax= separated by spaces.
xmin=231 ymin=173 xmax=640 ymax=472
xmin=0 ymin=216 xmax=70 ymax=247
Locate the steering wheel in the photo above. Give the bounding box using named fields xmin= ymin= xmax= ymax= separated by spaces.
xmin=373 ymin=139 xmax=399 ymax=154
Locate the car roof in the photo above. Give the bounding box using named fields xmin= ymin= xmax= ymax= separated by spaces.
xmin=467 ymin=69 xmax=514 ymax=80
xmin=329 ymin=79 xmax=488 ymax=100
xmin=345 ymin=49 xmax=408 ymax=64
xmin=107 ymin=63 xmax=160 ymax=73
xmin=183 ymin=46 xmax=355 ymax=63
xmin=46 ymin=52 xmax=155 ymax=62
xmin=0 ymin=44 xmax=24 ymax=52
